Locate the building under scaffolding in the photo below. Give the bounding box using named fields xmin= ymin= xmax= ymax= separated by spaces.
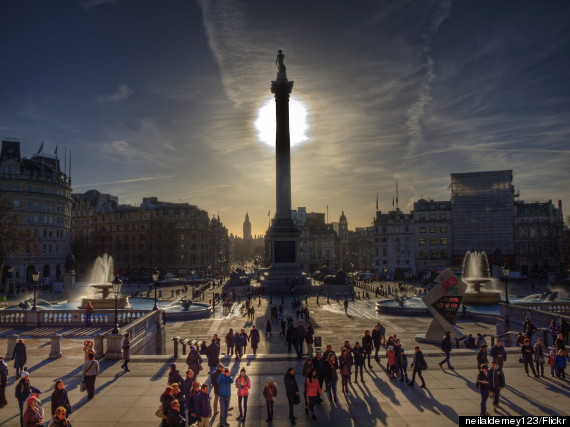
xmin=450 ymin=170 xmax=515 ymax=258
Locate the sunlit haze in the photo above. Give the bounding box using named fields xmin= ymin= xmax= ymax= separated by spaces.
xmin=255 ymin=95 xmax=310 ymax=149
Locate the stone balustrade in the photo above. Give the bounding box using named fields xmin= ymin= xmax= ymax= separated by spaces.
xmin=502 ymin=303 xmax=570 ymax=330
xmin=512 ymin=301 xmax=570 ymax=315
xmin=0 ymin=309 xmax=150 ymax=327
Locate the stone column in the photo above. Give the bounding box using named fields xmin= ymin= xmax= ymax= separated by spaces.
xmin=105 ymin=334 xmax=123 ymax=359
xmin=49 ymin=334 xmax=62 ymax=359
xmin=5 ymin=335 xmax=18 ymax=359
xmin=94 ymin=334 xmax=105 ymax=358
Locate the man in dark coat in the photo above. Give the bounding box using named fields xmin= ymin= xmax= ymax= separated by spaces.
xmin=372 ymin=325 xmax=382 ymax=361
xmin=477 ymin=364 xmax=491 ymax=416
xmin=206 ymin=339 xmax=220 ymax=374
xmin=0 ymin=356 xmax=7 ymax=406
xmin=408 ymin=346 xmax=426 ymax=388
xmin=439 ymin=331 xmax=454 ymax=370
xmin=489 ymin=340 xmax=507 ymax=369
xmin=186 ymin=347 xmax=203 ymax=380
xmin=488 ymin=361 xmax=505 ymax=412
xmin=284 ymin=367 xmax=299 ymax=423
xmin=12 ymin=339 xmax=27 ymax=379
xmin=225 ymin=328 xmax=235 ymax=355
xmin=312 ymin=351 xmax=326 ymax=394
xmin=249 ymin=325 xmax=261 ymax=355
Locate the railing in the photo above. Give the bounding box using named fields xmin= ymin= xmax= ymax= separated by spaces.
xmin=0 ymin=309 xmax=150 ymax=327
xmin=512 ymin=301 xmax=570 ymax=315
xmin=504 ymin=303 xmax=570 ymax=330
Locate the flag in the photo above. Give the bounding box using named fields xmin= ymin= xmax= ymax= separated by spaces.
xmin=54 ymin=145 xmax=58 ymax=156
xmin=396 ymin=182 xmax=399 ymax=206
xmin=37 ymin=141 xmax=44 ymax=154
xmin=392 ymin=194 xmax=394 ymax=208
xmin=376 ymin=193 xmax=378 ymax=211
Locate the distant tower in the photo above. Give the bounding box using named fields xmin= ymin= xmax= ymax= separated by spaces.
xmin=243 ymin=211 xmax=252 ymax=240
xmin=339 ymin=210 xmax=348 ymax=242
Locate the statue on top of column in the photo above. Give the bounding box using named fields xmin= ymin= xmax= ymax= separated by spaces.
xmin=276 ymin=50 xmax=286 ymax=72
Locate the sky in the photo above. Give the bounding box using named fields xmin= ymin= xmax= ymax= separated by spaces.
xmin=1 ymin=0 xmax=569 ymax=237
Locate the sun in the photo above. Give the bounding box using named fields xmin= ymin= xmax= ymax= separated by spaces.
xmin=254 ymin=95 xmax=310 ymax=149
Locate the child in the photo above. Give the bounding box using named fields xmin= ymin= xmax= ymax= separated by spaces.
xmin=399 ymin=349 xmax=409 ymax=383
xmin=555 ymin=350 xmax=567 ymax=379
xmin=263 ymin=377 xmax=277 ymax=423
xmin=547 ymin=350 xmax=557 ymax=377
xmin=386 ymin=346 xmax=396 ymax=378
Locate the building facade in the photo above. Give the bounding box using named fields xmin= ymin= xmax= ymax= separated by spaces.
xmin=514 ymin=200 xmax=564 ymax=280
xmin=450 ymin=170 xmax=515 ymax=265
xmin=0 ymin=138 xmax=72 ymax=286
xmin=413 ymin=199 xmax=453 ymax=279
xmin=71 ymin=193 xmax=227 ymax=278
xmin=373 ymin=209 xmax=415 ymax=279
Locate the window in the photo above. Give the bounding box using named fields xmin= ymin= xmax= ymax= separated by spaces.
xmin=430 ymin=250 xmax=438 ymax=259
xmin=382 ymin=248 xmax=387 ymax=256
xmin=439 ymin=213 xmax=446 ymax=219
xmin=440 ymin=226 xmax=447 ymax=233
xmin=419 ymin=214 xmax=426 ymax=220
xmin=429 ymin=205 xmax=436 ymax=210
xmin=419 ymin=205 xmax=426 ymax=211
xmin=439 ymin=204 xmax=447 ymax=210
xmin=429 ymin=214 xmax=436 ymax=220
xmin=440 ymin=250 xmax=448 ymax=259
xmin=419 ymin=238 xmax=426 ymax=246
xmin=420 ymin=251 xmax=427 ymax=259
xmin=441 ymin=238 xmax=448 ymax=245
xmin=429 ymin=227 xmax=436 ymax=233
xmin=430 ymin=239 xmax=437 ymax=245
xmin=419 ymin=227 xmax=426 ymax=233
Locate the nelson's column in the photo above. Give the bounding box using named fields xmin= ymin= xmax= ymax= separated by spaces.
xmin=262 ymin=50 xmax=304 ymax=293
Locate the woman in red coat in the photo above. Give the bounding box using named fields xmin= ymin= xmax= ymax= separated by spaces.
xmin=305 ymin=368 xmax=321 ymax=419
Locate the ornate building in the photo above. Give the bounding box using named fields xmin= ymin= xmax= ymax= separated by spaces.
xmin=0 ymin=138 xmax=72 ymax=286
xmin=373 ymin=209 xmax=415 ymax=279
xmin=71 ymin=193 xmax=228 ymax=278
xmin=514 ymin=200 xmax=564 ymax=280
xmin=243 ymin=211 xmax=252 ymax=240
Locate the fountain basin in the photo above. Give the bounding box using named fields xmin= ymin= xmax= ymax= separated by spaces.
xmin=462 ymin=290 xmax=502 ymax=305
xmin=79 ymin=296 xmax=131 ymax=310
xmin=375 ymin=298 xmax=430 ymax=316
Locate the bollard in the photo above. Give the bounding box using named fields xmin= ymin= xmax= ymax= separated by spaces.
xmin=316 ymin=294 xmax=319 ymax=304
xmin=49 ymin=334 xmax=63 ymax=359
xmin=490 ymin=336 xmax=495 ymax=347
xmin=171 ymin=290 xmax=175 ymax=298
xmin=5 ymin=335 xmax=19 ymax=359
xmin=181 ymin=338 xmax=190 ymax=355
xmin=172 ymin=336 xmax=181 ymax=357
xmin=455 ymin=337 xmax=460 ymax=349
xmin=336 ymin=293 xmax=339 ymax=303
xmin=327 ymin=294 xmax=329 ymax=304
xmin=94 ymin=334 xmax=104 ymax=358
xmin=270 ymin=296 xmax=273 ymax=305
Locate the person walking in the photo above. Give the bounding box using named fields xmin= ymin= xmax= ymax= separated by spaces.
xmin=534 ymin=338 xmax=547 ymax=376
xmin=82 ymin=353 xmax=99 ymax=399
xmin=51 ymin=406 xmax=73 ymax=427
xmin=206 ymin=339 xmax=220 ymax=374
xmin=217 ymin=367 xmax=233 ymax=427
xmin=362 ymin=330 xmax=373 ymax=368
xmin=439 ymin=331 xmax=454 ymax=370
xmin=339 ymin=348 xmax=352 ymax=393
xmin=296 ymin=322 xmax=305 ymax=358
xmin=284 ymin=367 xmax=299 ymax=424
xmin=235 ymin=368 xmax=251 ymax=422
xmin=12 ymin=338 xmax=27 ymax=379
xmin=488 ymin=361 xmax=505 ymax=412
xmin=305 ymin=325 xmax=314 ymax=358
xmin=50 ymin=380 xmax=71 ymax=417
xmin=521 ymin=338 xmax=538 ymax=377
xmin=408 ymin=346 xmax=426 ymax=388
xmin=372 ymin=325 xmax=381 ymax=362
xmin=305 ymin=368 xmax=321 ymax=420
xmin=324 ymin=353 xmax=339 ymax=403
xmin=477 ymin=364 xmax=491 ymax=416
xmin=15 ymin=371 xmax=31 ymax=427
xmin=194 ymin=383 xmax=212 ymax=427
xmin=489 ymin=340 xmax=507 ymax=369
xmin=239 ymin=329 xmax=249 ymax=355
xmin=186 ymin=346 xmax=203 ymax=380
xmin=477 ymin=344 xmax=489 ymax=370
xmin=312 ymin=351 xmax=326 ymax=397
xmin=266 ymin=319 xmax=272 ymax=338
xmin=225 ymin=329 xmax=235 ymax=356
xmin=121 ymin=332 xmax=130 ymax=372
xmin=263 ymin=377 xmax=277 ymax=423
xmin=168 ymin=363 xmax=184 ymax=386
xmin=83 ymin=339 xmax=94 ymax=361
xmin=0 ymin=356 xmax=7 ymax=407
xmin=249 ymin=325 xmax=260 ymax=356
xmin=353 ymin=342 xmax=365 ymax=383
xmin=399 ymin=348 xmax=409 ymax=383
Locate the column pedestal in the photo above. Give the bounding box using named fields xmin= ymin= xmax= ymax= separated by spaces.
xmin=105 ymin=334 xmax=123 ymax=360
xmin=49 ymin=334 xmax=62 ymax=359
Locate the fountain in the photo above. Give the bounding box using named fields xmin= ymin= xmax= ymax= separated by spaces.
xmin=78 ymin=254 xmax=130 ymax=309
xmin=375 ymin=288 xmax=430 ymax=316
xmin=461 ymin=251 xmax=501 ymax=305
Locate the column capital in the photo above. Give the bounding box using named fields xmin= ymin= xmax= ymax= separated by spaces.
xmin=271 ymin=80 xmax=294 ymax=97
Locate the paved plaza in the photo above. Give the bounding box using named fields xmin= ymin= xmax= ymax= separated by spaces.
xmin=0 ymin=291 xmax=568 ymax=426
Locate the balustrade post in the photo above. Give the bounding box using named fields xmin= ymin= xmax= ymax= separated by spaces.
xmin=49 ymin=334 xmax=62 ymax=359
xmin=5 ymin=335 xmax=19 ymax=359
xmin=94 ymin=334 xmax=104 ymax=358
xmin=105 ymin=333 xmax=123 ymax=359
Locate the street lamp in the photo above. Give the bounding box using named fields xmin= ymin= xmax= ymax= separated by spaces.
xmin=502 ymin=264 xmax=511 ymax=305
xmin=152 ymin=269 xmax=160 ymax=311
xmin=111 ymin=276 xmax=122 ymax=334
xmin=6 ymin=266 xmax=13 ymax=295
xmin=31 ymin=267 xmax=40 ymax=311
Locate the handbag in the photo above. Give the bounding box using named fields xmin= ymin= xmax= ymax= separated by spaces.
xmin=80 ymin=381 xmax=86 ymax=392
xmin=519 ymin=357 xmax=525 ymax=363
xmin=293 ymin=395 xmax=301 ymax=405
xmin=155 ymin=406 xmax=166 ymax=419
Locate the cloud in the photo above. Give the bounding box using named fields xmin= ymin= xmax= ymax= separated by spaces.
xmin=78 ymin=0 xmax=117 ymax=10
xmin=73 ymin=175 xmax=174 ymax=189
xmin=405 ymin=0 xmax=451 ymax=155
xmin=97 ymin=84 xmax=132 ymax=103
xmin=102 ymin=140 xmax=130 ymax=154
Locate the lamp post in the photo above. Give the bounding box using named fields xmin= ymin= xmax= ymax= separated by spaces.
xmin=111 ymin=276 xmax=122 ymax=334
xmin=7 ymin=266 xmax=13 ymax=295
xmin=383 ymin=266 xmax=388 ymax=296
xmin=31 ymin=267 xmax=40 ymax=311
xmin=152 ymin=269 xmax=159 ymax=311
xmin=502 ymin=264 xmax=510 ymax=305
